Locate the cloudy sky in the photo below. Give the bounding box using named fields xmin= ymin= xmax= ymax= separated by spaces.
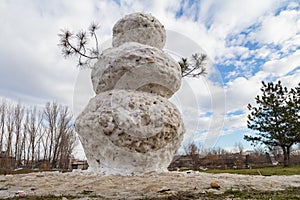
xmin=1 ymin=0 xmax=300 ymax=156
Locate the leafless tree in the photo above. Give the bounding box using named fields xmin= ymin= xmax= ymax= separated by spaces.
xmin=52 ymin=105 xmax=70 ymax=167
xmin=234 ymin=142 xmax=244 ymax=155
xmin=5 ymin=105 xmax=14 ymax=158
xmin=253 ymin=146 xmax=265 ymax=156
xmin=42 ymin=102 xmax=76 ymax=169
xmin=0 ymin=99 xmax=77 ymax=171
xmin=58 ymin=126 xmax=77 ymax=170
xmin=20 ymin=110 xmax=29 ymax=166
xmin=184 ymin=141 xmax=201 ymax=170
xmin=28 ymin=107 xmax=43 ymax=167
xmin=28 ymin=108 xmax=36 ymax=166
xmin=206 ymin=146 xmax=225 ymax=156
xmin=41 ymin=127 xmax=50 ymax=161
xmin=0 ymin=100 xmax=6 ymax=152
xmin=43 ymin=102 xmax=59 ymax=165
xmin=13 ymin=103 xmax=24 ymax=164
xmin=35 ymin=125 xmax=46 ymax=163
xmin=268 ymin=145 xmax=281 ymax=161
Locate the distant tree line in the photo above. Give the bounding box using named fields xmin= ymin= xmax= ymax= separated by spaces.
xmin=0 ymin=100 xmax=76 ymax=171
xmin=174 ymin=141 xmax=300 ymax=171
xmin=181 ymin=141 xmax=245 ymax=170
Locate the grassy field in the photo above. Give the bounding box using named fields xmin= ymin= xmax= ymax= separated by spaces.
xmin=203 ymin=165 xmax=300 ymax=176
xmin=166 ymin=187 xmax=300 ymax=200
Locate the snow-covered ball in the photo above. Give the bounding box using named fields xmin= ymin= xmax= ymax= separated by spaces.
xmin=112 ymin=13 xmax=166 ymax=49
xmin=91 ymin=42 xmax=182 ymax=98
xmin=75 ymin=90 xmax=184 ymax=175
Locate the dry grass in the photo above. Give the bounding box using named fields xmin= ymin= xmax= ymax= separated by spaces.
xmin=203 ymin=165 xmax=300 ymax=176
xmin=5 ymin=187 xmax=300 ymax=200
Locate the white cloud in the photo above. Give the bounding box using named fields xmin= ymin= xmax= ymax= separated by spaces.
xmin=207 ymin=0 xmax=277 ymax=36
xmin=252 ymin=9 xmax=300 ymax=46
xmin=262 ymin=50 xmax=300 ymax=76
xmin=0 ymin=0 xmax=299 ymax=154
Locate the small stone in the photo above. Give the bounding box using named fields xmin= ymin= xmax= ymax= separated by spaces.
xmin=15 ymin=191 xmax=26 ymax=196
xmin=210 ymin=182 xmax=221 ymax=189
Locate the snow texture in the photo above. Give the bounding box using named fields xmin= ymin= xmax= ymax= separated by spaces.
xmin=75 ymin=90 xmax=184 ymax=175
xmin=75 ymin=13 xmax=184 ymax=175
xmin=91 ymin=42 xmax=182 ymax=98
xmin=112 ymin=13 xmax=166 ymax=49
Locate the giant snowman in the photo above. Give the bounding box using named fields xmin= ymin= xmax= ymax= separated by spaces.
xmin=75 ymin=13 xmax=184 ymax=175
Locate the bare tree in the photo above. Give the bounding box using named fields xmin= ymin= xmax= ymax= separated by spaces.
xmin=0 ymin=100 xmax=6 ymax=152
xmin=206 ymin=146 xmax=225 ymax=156
xmin=5 ymin=105 xmax=14 ymax=158
xmin=58 ymin=126 xmax=77 ymax=170
xmin=43 ymin=102 xmax=76 ymax=169
xmin=268 ymin=146 xmax=281 ymax=162
xmin=184 ymin=141 xmax=201 ymax=170
xmin=41 ymin=127 xmax=50 ymax=161
xmin=43 ymin=102 xmax=59 ymax=166
xmin=35 ymin=124 xmax=46 ymax=162
xmin=13 ymin=103 xmax=24 ymax=164
xmin=22 ymin=107 xmax=42 ymax=167
xmin=52 ymin=105 xmax=69 ymax=168
xmin=234 ymin=142 xmax=244 ymax=155
xmin=20 ymin=110 xmax=29 ymax=166
xmin=56 ymin=105 xmax=76 ymax=170
xmin=253 ymin=146 xmax=265 ymax=156
xmin=0 ymin=99 xmax=77 ymax=171
xmin=28 ymin=108 xmax=37 ymax=166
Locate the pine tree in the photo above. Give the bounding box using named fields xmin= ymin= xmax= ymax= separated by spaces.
xmin=245 ymin=81 xmax=300 ymax=166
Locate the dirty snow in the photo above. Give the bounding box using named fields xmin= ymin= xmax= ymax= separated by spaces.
xmin=0 ymin=171 xmax=299 ymax=199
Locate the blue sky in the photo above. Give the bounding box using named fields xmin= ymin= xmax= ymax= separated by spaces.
xmin=0 ymin=0 xmax=300 ymax=157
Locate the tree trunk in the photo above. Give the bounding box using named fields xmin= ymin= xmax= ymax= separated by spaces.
xmin=20 ymin=128 xmax=26 ymax=167
xmin=282 ymin=146 xmax=290 ymax=167
xmin=287 ymin=146 xmax=291 ymax=166
xmin=43 ymin=102 xmax=59 ymax=168
xmin=14 ymin=104 xmax=24 ymax=167
xmin=6 ymin=109 xmax=14 ymax=159
xmin=0 ymin=102 xmax=5 ymax=152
